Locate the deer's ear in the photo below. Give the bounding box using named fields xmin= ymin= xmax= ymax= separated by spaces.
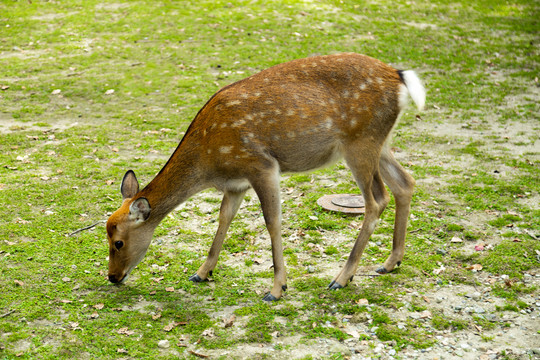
xmin=121 ymin=170 xmax=139 ymax=199
xmin=129 ymin=197 xmax=151 ymax=223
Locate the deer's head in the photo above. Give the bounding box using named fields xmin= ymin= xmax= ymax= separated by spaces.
xmin=106 ymin=171 xmax=153 ymax=284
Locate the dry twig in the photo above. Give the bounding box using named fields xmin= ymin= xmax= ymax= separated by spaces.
xmin=68 ymin=220 xmax=106 ymax=237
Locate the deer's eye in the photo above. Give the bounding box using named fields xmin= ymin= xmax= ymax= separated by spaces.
xmin=115 ymin=241 xmax=124 ymax=250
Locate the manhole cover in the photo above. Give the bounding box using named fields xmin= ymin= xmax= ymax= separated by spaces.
xmin=317 ymin=194 xmax=365 ymax=214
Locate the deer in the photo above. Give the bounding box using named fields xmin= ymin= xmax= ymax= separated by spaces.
xmin=106 ymin=52 xmax=425 ymax=301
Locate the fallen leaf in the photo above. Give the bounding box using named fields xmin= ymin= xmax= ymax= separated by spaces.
xmin=90 ymin=312 xmax=99 ymax=319
xmin=345 ymin=328 xmax=360 ymax=339
xmin=356 ymin=298 xmax=369 ymax=305
xmin=93 ymin=303 xmax=104 ymax=310
xmin=165 ymin=287 xmax=175 ymax=292
xmin=117 ymin=349 xmax=128 ymax=354
xmin=224 ymin=314 xmax=236 ymax=328
xmin=51 ymin=89 xmax=61 ymax=95
xmin=117 ymin=327 xmax=135 ymax=336
xmin=419 ymin=310 xmax=432 ymax=319
xmin=202 ymin=328 xmax=215 ymax=338
xmin=14 ymin=280 xmax=24 ymax=286
xmin=468 ymin=264 xmax=483 ymax=272
xmin=152 ymin=313 xmax=162 ymax=320
xmin=163 ymin=322 xmax=176 ymax=332
xmin=105 ymin=89 xmax=115 ymax=95
xmin=188 ymin=350 xmax=209 ymax=358
xmin=433 ymin=265 xmax=446 ymax=275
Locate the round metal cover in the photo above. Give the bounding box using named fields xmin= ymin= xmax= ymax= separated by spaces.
xmin=317 ymin=194 xmax=365 ymax=214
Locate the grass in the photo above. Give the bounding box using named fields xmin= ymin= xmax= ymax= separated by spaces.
xmin=1 ymin=0 xmax=539 ymax=358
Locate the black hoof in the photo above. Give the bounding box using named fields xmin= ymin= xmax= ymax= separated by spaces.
xmin=282 ymin=285 xmax=288 ymax=292
xmin=188 ymin=273 xmax=208 ymax=282
xmin=328 ymin=280 xmax=344 ymax=290
xmin=262 ymin=293 xmax=279 ymax=302
xmin=375 ymin=266 xmax=389 ymax=274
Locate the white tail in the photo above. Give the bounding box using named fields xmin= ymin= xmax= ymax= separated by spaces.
xmin=400 ymin=70 xmax=426 ymax=111
xmin=106 ymin=53 xmax=425 ymax=301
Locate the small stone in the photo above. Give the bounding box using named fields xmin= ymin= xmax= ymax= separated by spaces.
xmin=436 ymin=248 xmax=448 ymax=256
xmin=451 ymin=236 xmax=463 ymax=243
xmin=474 ymin=306 xmax=486 ymax=314
xmin=157 ymin=340 xmax=170 ymax=349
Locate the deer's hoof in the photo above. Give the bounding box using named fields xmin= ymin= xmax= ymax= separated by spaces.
xmin=188 ymin=273 xmax=208 ymax=282
xmin=262 ymin=293 xmax=279 ymax=302
xmin=375 ymin=266 xmax=389 ymax=274
xmin=328 ymin=280 xmax=344 ymax=290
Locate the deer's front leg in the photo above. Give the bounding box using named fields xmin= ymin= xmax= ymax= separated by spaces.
xmin=189 ymin=189 xmax=246 ymax=282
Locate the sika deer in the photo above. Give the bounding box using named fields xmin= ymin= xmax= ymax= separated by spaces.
xmin=106 ymin=53 xmax=425 ymax=301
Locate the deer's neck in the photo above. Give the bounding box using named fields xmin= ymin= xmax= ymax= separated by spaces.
xmin=138 ymin=143 xmax=207 ymax=225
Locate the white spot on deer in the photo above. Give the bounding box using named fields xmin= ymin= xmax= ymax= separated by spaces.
xmin=342 ymin=90 xmax=350 ymax=98
xmin=220 ymin=123 xmax=228 ymax=128
xmin=263 ymin=78 xmax=270 ymax=83
xmin=274 ymin=109 xmax=282 ymax=115
xmin=286 ymin=109 xmax=295 ymax=116
xmin=232 ymin=119 xmax=246 ymax=128
xmin=207 ymin=149 xmax=212 ymax=154
xmin=359 ymin=83 xmax=367 ymax=91
xmin=240 ymin=93 xmax=249 ymax=99
xmin=227 ymin=100 xmax=241 ymax=107
xmin=253 ymin=92 xmax=261 ymax=97
xmin=220 ymin=146 xmax=233 ymax=154
xmin=376 ymin=77 xmax=384 ymax=85
xmin=286 ymin=132 xmax=296 ymax=139
xmin=354 ymin=92 xmax=360 ymax=99
xmin=311 ymin=62 xmax=318 ymax=67
xmin=300 ymin=112 xmax=308 ymax=119
xmin=288 ymin=74 xmax=297 ymax=81
xmin=324 ymin=117 xmax=333 ymax=129
xmin=265 ymin=100 xmax=273 ymax=105
xmin=350 ymin=118 xmax=358 ymax=127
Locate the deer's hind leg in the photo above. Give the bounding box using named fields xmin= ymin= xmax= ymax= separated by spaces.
xmin=376 ymin=146 xmax=415 ymax=274
xmin=329 ymin=146 xmax=390 ymax=289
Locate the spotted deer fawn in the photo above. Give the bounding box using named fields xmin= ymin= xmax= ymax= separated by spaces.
xmin=106 ymin=53 xmax=425 ymax=301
